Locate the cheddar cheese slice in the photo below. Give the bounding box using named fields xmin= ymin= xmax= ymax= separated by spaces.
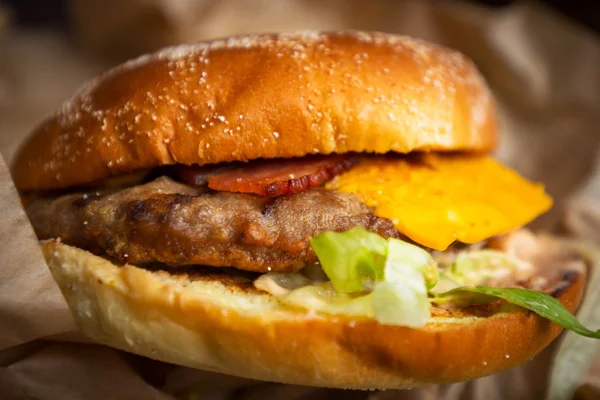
xmin=326 ymin=154 xmax=552 ymax=250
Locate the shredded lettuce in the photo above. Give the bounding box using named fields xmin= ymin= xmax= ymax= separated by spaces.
xmin=285 ymin=284 xmax=374 ymax=317
xmin=371 ymin=239 xmax=434 ymax=326
xmin=436 ymin=250 xmax=598 ymax=338
xmin=310 ymin=227 xmax=437 ymax=327
xmin=435 ymin=286 xmax=600 ymax=339
xmin=386 ymin=238 xmax=439 ymax=290
xmin=254 ymin=228 xmax=600 ymax=337
xmin=254 ymin=273 xmax=374 ymax=317
xmin=433 ymin=271 xmax=462 ymax=292
xmin=430 ymin=250 xmax=532 ymax=304
xmin=310 ymin=227 xmax=387 ymax=293
xmin=428 ymin=272 xmax=493 ymax=307
xmin=446 ymin=249 xmax=533 ymax=286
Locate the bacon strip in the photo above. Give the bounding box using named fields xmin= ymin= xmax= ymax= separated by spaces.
xmin=176 ymin=155 xmax=358 ymax=197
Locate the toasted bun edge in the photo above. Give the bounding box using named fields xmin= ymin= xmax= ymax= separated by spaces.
xmin=41 ymin=240 xmax=584 ymax=389
xmin=13 ymin=31 xmax=496 ymax=191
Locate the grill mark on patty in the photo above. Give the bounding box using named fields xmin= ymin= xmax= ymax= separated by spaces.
xmin=26 ymin=176 xmax=400 ymax=273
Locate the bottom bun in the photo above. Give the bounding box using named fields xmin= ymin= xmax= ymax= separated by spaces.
xmin=41 ymin=240 xmax=585 ymax=389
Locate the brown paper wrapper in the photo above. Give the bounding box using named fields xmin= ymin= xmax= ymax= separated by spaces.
xmin=1 ymin=1 xmax=599 ymax=399
xmin=0 ymin=156 xmax=77 ymax=350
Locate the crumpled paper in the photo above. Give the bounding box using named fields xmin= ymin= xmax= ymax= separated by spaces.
xmin=1 ymin=1 xmax=599 ymax=399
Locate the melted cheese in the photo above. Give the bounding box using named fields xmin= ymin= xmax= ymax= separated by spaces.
xmin=326 ymin=154 xmax=552 ymax=251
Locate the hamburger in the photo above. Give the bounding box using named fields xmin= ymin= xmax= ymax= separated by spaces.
xmin=12 ymin=31 xmax=599 ymax=389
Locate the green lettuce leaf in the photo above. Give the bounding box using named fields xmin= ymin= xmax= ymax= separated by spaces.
xmin=447 ymin=249 xmax=532 ymax=286
xmin=310 ymin=227 xmax=387 ymax=293
xmin=310 ymin=227 xmax=437 ymax=327
xmin=386 ymin=238 xmax=439 ymax=290
xmin=284 ymin=283 xmax=375 ymax=317
xmin=371 ymin=239 xmax=434 ymax=326
xmin=437 ymin=286 xmax=600 ymax=339
xmin=271 ymin=228 xmax=600 ymax=337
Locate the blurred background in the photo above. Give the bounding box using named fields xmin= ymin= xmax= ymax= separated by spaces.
xmin=0 ymin=1 xmax=599 ymax=398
